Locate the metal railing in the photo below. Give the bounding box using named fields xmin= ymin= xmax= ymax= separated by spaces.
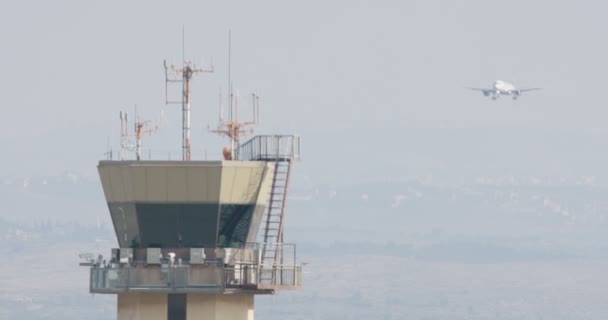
xmin=224 ymin=265 xmax=301 ymax=288
xmin=89 ymin=258 xmax=301 ymax=293
xmin=103 ymin=135 xmax=301 ymax=161
xmin=90 ymin=243 xmax=302 ymax=293
xmin=258 ymin=266 xmax=302 ymax=288
xmin=104 ymin=149 xmax=224 ymax=161
xmin=236 ymin=135 xmax=301 ymax=161
xmin=90 ymin=266 xmax=224 ymax=293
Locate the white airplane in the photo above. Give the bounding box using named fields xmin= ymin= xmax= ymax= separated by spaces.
xmin=469 ymin=80 xmax=541 ymax=100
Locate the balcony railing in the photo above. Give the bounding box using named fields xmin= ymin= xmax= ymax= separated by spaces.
xmin=90 ymin=264 xmax=301 ymax=294
xmin=90 ymin=266 xmax=224 ymax=294
xmin=236 ymin=135 xmax=301 ymax=162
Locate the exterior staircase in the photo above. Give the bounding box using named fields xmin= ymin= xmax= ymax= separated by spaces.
xmin=236 ymin=135 xmax=300 ymax=271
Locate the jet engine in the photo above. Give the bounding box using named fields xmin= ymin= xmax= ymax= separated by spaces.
xmin=512 ymin=90 xmax=521 ymax=100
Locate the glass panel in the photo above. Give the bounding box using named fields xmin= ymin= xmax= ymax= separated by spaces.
xmin=179 ymin=204 xmax=219 ymax=248
xmin=136 ymin=203 xmax=219 ymax=248
xmin=217 ymin=204 xmax=254 ymax=248
xmin=108 ymin=203 xmax=140 ymax=248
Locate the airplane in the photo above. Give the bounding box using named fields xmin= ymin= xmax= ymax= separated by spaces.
xmin=468 ymin=80 xmax=541 ymax=100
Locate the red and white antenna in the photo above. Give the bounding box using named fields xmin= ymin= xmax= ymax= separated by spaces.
xmin=164 ymin=27 xmax=214 ymax=160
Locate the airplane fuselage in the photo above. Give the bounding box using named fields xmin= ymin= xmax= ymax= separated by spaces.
xmin=493 ymin=80 xmax=517 ymax=95
xmin=486 ymin=80 xmax=523 ymax=100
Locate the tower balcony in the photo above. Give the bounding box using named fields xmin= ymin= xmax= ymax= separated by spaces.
xmin=87 ymin=244 xmax=301 ymax=295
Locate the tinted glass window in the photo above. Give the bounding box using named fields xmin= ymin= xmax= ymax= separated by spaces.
xmin=217 ymin=204 xmax=254 ymax=247
xmin=137 ymin=203 xmax=219 ymax=248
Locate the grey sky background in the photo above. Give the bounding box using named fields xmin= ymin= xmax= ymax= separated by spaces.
xmin=3 ymin=4 xmax=608 ymax=319
xmin=1 ymin=0 xmax=607 ymax=179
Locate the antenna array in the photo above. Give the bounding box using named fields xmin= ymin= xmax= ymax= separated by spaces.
xmin=210 ymin=31 xmax=260 ymax=160
xmin=164 ymin=30 xmax=214 ymax=160
xmin=118 ymin=108 xmax=159 ymax=160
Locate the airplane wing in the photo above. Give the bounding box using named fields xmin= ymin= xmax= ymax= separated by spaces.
xmin=519 ymin=88 xmax=542 ymax=92
xmin=467 ymin=87 xmax=493 ymax=96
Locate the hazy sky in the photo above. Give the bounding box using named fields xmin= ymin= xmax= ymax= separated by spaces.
xmin=1 ymin=1 xmax=607 ymax=177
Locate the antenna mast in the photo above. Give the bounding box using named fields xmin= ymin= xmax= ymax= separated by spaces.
xmin=119 ymin=111 xmax=133 ymax=160
xmin=118 ymin=107 xmax=159 ymax=160
xmin=210 ymin=32 xmax=259 ymax=160
xmin=164 ymin=28 xmax=214 ymax=161
xmin=133 ymin=107 xmax=159 ymax=161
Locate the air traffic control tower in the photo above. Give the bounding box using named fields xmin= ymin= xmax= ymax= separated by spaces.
xmin=81 ymin=55 xmax=302 ymax=320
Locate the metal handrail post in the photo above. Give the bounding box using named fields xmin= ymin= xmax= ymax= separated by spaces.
xmin=126 ymin=267 xmax=131 ymax=292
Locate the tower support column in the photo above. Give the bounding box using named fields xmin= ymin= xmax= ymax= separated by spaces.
xmin=116 ymin=293 xmax=254 ymax=320
xmin=187 ymin=294 xmax=254 ymax=320
xmin=118 ymin=293 xmax=168 ymax=320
